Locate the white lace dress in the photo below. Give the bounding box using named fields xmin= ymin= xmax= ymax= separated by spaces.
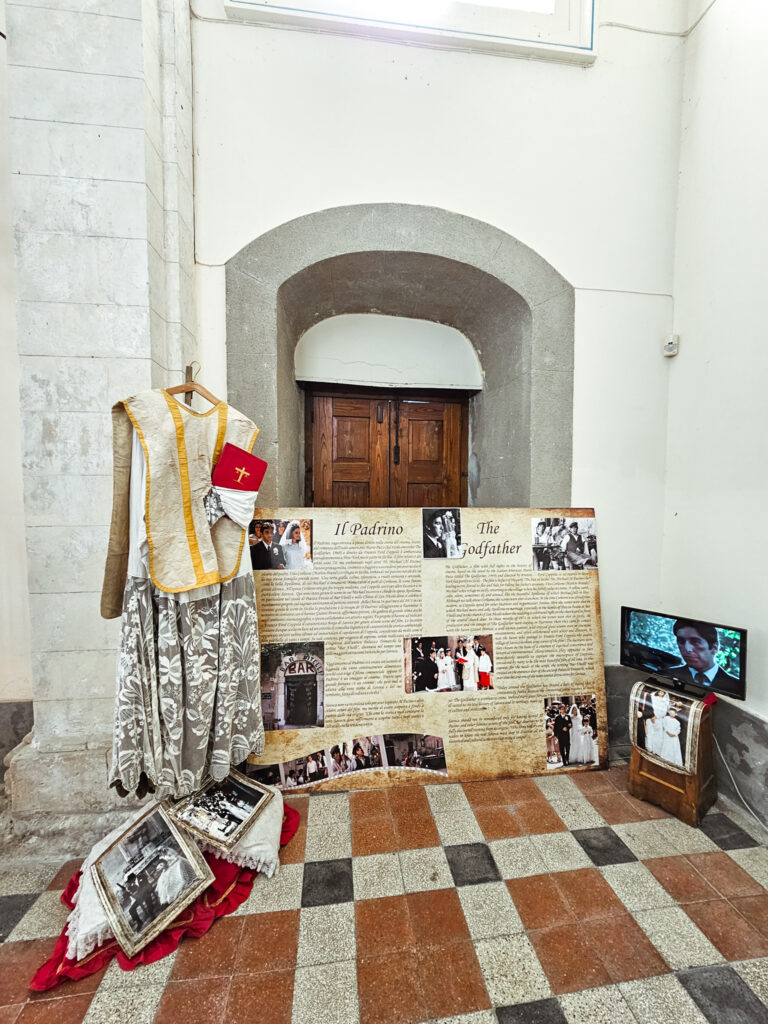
xmin=109 ymin=431 xmax=264 ymax=800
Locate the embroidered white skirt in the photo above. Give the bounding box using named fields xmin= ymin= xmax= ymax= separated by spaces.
xmin=109 ymin=572 xmax=264 ymax=800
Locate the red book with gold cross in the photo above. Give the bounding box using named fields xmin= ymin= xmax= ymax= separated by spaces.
xmin=211 ymin=443 xmax=268 ymax=491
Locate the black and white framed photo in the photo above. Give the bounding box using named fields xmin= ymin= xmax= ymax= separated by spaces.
xmin=91 ymin=804 xmax=213 ymax=957
xmin=422 ymin=508 xmax=463 ymax=559
xmin=168 ymin=769 xmax=275 ymax=851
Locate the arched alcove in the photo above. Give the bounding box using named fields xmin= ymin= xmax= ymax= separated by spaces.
xmin=226 ymin=204 xmax=574 ymax=507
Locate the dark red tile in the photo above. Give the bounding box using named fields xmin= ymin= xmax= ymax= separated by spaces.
xmin=279 ymin=822 xmax=307 ymax=865
xmin=0 ymin=938 xmax=59 ymax=1006
xmin=0 ymin=1007 xmax=23 ymax=1024
xmin=352 ymin=816 xmax=399 ymax=857
xmin=686 ymin=852 xmax=765 ymax=899
xmin=393 ymin=812 xmax=441 ymax=850
xmin=350 ymin=790 xmax=392 ymax=822
xmin=235 ymin=910 xmax=300 ymax=974
xmin=387 ymin=786 xmax=430 ymax=821
xmin=645 ymin=856 xmax=719 ymax=904
xmin=606 ymin=764 xmax=630 ymax=792
xmin=528 ymin=924 xmax=612 ymax=994
xmin=497 ymin=778 xmax=544 ymax=804
xmin=226 ymin=970 xmax=294 ymax=1024
xmin=355 ymin=895 xmax=415 ymax=958
xmin=171 ymin=916 xmax=244 ymax=979
xmin=684 ymin=900 xmax=768 ymax=961
xmin=473 ymin=806 xmax=525 ymax=841
xmin=406 ymin=889 xmax=470 ymax=946
xmin=153 ymin=977 xmax=230 ymax=1024
xmin=553 ymin=868 xmax=626 ymax=919
xmin=357 ymin=952 xmax=425 ymax=1024
xmin=571 ymin=771 xmax=616 ymax=797
xmin=283 ymin=794 xmax=309 ymax=825
xmin=461 ymin=781 xmax=507 ymax=807
xmin=507 ymin=874 xmax=574 ymax=931
xmin=731 ymin=894 xmax=768 ymax=939
xmin=514 ymin=801 xmax=567 ymax=836
xmin=46 ymin=861 xmax=84 ymax=892
xmin=15 ymin=995 xmax=94 ymax=1024
xmin=583 ymin=793 xmax=644 ymax=826
xmin=416 ymin=941 xmax=491 ymax=1018
xmin=622 ymin=794 xmax=670 ymax=820
xmin=583 ymin=912 xmax=668 ymax=983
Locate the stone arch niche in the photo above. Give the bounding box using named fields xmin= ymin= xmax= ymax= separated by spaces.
xmin=226 ymin=204 xmax=574 ymax=507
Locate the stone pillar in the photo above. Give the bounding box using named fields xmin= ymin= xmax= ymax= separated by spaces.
xmin=5 ymin=0 xmax=196 ymax=817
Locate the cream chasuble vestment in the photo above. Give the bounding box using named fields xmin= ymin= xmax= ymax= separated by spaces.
xmin=102 ymin=389 xmax=265 ymax=800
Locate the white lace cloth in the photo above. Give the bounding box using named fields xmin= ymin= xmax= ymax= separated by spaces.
xmin=65 ymin=787 xmax=283 ymax=962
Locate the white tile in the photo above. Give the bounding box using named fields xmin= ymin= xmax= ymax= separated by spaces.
xmin=7 ymin=890 xmax=70 ymax=940
xmin=7 ymin=6 xmax=143 ymax=77
xmin=304 ymin=820 xmax=351 ymax=863
xmin=619 ymin=973 xmax=709 ymax=1023
xmin=97 ymin=952 xmax=177 ymax=990
xmin=233 ymin=862 xmax=304 ymax=914
xmin=427 ymin=1014 xmax=497 ymax=1024
xmin=728 ymin=847 xmax=768 ymax=890
xmin=291 ymin=961 xmax=358 ymax=1024
xmin=297 ymin=902 xmax=355 ymax=966
xmin=425 ymin=784 xmax=472 ymax=815
xmin=308 ymin=792 xmax=350 ymax=825
xmin=433 ymin=809 xmax=485 ymax=846
xmin=474 ymin=933 xmax=551 ymax=1006
xmin=733 ymin=958 xmax=768 ymax=1005
xmin=352 ymin=853 xmax=404 ymax=901
xmin=9 ymin=65 xmax=144 ymax=128
xmin=530 ymin=832 xmax=593 ymax=873
xmin=457 ymin=881 xmax=523 ymax=939
xmin=0 ymin=863 xmax=59 ymax=895
xmin=654 ymin=818 xmax=718 ymax=855
xmin=632 ymin=906 xmax=724 ymax=970
xmin=83 ymin=983 xmax=166 ymax=1024
xmin=600 ymin=862 xmax=675 ymax=913
xmin=398 ymin=847 xmax=453 ymax=893
xmin=488 ymin=837 xmax=547 ymax=880
xmin=560 ymin=984 xmax=637 ymax=1024
xmin=534 ymin=774 xmax=579 ymax=800
xmin=547 ymin=794 xmax=606 ymax=830
xmin=611 ymin=822 xmax=680 ymax=860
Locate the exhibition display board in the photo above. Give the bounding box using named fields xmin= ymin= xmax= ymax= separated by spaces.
xmin=246 ymin=507 xmax=606 ymax=790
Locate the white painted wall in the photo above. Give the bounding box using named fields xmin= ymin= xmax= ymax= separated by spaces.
xmin=664 ymin=0 xmax=768 ymax=719
xmin=0 ymin=0 xmax=33 ymax=702
xmin=294 ymin=314 xmax=483 ymax=389
xmin=191 ymin=0 xmax=687 ymax=661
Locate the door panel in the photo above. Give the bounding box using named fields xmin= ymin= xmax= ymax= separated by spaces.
xmin=311 ymin=391 xmax=465 ymax=508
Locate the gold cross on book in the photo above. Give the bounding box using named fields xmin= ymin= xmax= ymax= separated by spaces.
xmin=235 ymin=466 xmax=250 ymax=484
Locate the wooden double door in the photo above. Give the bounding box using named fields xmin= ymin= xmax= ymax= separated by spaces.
xmin=306 ymin=389 xmax=468 ymax=508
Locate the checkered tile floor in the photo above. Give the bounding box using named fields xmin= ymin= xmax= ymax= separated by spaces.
xmin=3 ymin=766 xmax=768 ymax=1023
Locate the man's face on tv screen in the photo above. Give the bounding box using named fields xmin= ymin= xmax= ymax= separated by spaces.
xmin=676 ymin=627 xmax=716 ymax=672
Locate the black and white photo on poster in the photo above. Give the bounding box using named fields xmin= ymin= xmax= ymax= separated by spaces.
xmin=260 ymin=641 xmax=325 ymax=730
xmin=168 ymin=770 xmax=274 ymax=851
xmin=249 ymin=517 xmax=313 ymax=571
xmin=383 ymin=733 xmax=446 ymax=773
xmin=422 ymin=508 xmax=462 ymax=559
xmin=631 ymin=682 xmax=694 ymax=772
xmin=326 ymin=736 xmax=385 ymax=778
xmin=280 ymin=750 xmax=329 ymax=788
xmin=531 ymin=517 xmax=597 ymax=571
xmin=403 ymin=634 xmax=495 ymax=693
xmin=543 ymin=695 xmax=598 ymax=770
xmin=91 ymin=805 xmax=213 ymax=957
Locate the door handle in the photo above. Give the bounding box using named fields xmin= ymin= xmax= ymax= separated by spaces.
xmin=377 ymin=404 xmax=383 ymax=423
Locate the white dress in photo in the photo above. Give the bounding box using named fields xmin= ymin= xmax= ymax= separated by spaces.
xmin=280 ymin=521 xmax=311 ymax=570
xmin=461 ymin=648 xmax=480 ymax=690
xmin=437 ymin=654 xmax=454 ymax=690
xmin=657 ymin=715 xmax=683 ymax=766
xmin=644 ymin=716 xmax=663 ymax=755
xmin=570 ymin=723 xmax=594 ymax=764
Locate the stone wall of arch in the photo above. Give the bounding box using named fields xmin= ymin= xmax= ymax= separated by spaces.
xmin=226 ymin=204 xmax=574 ymax=507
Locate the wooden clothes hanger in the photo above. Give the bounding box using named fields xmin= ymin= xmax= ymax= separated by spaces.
xmin=165 ymin=362 xmax=221 ymax=407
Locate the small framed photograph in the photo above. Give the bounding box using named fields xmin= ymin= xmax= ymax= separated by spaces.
xmin=91 ymin=804 xmax=213 ymax=958
xmin=168 ymin=769 xmax=275 ymax=852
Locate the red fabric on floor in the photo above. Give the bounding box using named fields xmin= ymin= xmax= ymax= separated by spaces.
xmin=29 ymin=805 xmax=300 ymax=992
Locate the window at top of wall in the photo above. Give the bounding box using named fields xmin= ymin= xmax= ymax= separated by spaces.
xmin=224 ymin=0 xmax=596 ymax=63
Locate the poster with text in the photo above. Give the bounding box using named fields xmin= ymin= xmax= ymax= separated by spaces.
xmin=246 ymin=508 xmax=606 ymax=791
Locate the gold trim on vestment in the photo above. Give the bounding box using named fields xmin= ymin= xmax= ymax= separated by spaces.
xmin=213 ymin=404 xmax=228 ymax=466
xmin=164 ymin=391 xmax=208 ymax=585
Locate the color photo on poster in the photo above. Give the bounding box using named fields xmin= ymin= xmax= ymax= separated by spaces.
xmin=404 ymin=635 xmax=495 ymax=692
xmin=249 ymin=517 xmax=313 ymax=571
xmin=260 ymin=641 xmax=324 ymax=729
xmin=543 ymin=695 xmax=598 ymax=770
xmin=245 ymin=733 xmax=447 ymax=791
xmin=91 ymin=805 xmax=213 ymax=957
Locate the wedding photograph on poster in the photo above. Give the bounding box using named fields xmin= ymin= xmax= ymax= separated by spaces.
xmin=326 ymin=736 xmax=385 ymax=777
xmin=91 ymin=805 xmax=213 ymax=957
xmin=383 ymin=733 xmax=447 ymax=773
xmin=404 ymin=635 xmax=494 ymax=693
xmin=631 ymin=682 xmax=695 ymax=772
xmin=260 ymin=642 xmax=325 ymax=729
xmin=249 ymin=517 xmax=313 ymax=571
xmin=531 ymin=517 xmax=598 ymax=571
xmin=543 ymin=695 xmax=599 ymax=769
xmin=422 ymin=508 xmax=463 ymax=559
xmin=281 ymin=750 xmax=329 ymax=788
xmin=168 ymin=770 xmax=274 ymax=851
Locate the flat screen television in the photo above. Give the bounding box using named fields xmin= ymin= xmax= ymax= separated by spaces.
xmin=620 ymin=606 xmax=746 ymax=701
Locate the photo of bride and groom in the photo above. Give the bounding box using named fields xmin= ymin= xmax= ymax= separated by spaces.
xmin=544 ymin=695 xmax=599 ymax=770
xmin=631 ymin=683 xmax=692 ymax=771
